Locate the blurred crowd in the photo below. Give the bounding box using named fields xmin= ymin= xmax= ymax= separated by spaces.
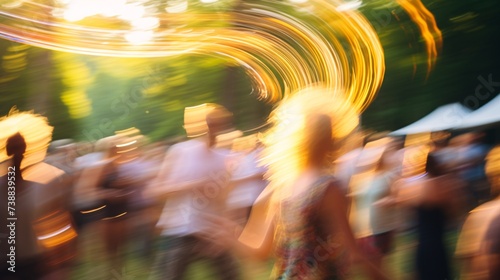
xmin=1 ymin=94 xmax=500 ymax=280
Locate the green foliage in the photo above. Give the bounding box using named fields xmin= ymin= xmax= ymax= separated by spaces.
xmin=0 ymin=0 xmax=499 ymax=140
xmin=46 ymin=51 xmax=270 ymax=142
xmin=361 ymin=0 xmax=500 ymax=131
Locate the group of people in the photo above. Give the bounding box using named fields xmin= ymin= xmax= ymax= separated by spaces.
xmin=1 ymin=86 xmax=500 ymax=280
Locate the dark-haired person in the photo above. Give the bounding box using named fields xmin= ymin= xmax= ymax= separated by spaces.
xmin=146 ymin=104 xmax=241 ymax=280
xmin=392 ymin=148 xmax=465 ymax=280
xmin=0 ymin=112 xmax=75 ymax=280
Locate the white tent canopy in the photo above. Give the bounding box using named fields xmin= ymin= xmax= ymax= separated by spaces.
xmin=390 ymin=103 xmax=472 ymax=136
xmin=455 ymin=94 xmax=500 ymax=129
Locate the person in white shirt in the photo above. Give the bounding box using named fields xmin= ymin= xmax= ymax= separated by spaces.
xmin=147 ymin=104 xmax=241 ymax=280
xmin=348 ymin=138 xmax=400 ymax=271
xmin=227 ymin=138 xmax=268 ymax=227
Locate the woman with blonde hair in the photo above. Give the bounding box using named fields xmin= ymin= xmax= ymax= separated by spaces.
xmin=207 ymin=86 xmax=387 ymax=279
xmin=0 ymin=110 xmax=76 ymax=280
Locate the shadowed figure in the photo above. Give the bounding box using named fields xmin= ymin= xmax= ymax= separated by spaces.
xmin=0 ymin=127 xmax=77 ymax=280
xmin=391 ymin=150 xmax=465 ymax=280
xmin=0 ymin=133 xmax=44 ymax=279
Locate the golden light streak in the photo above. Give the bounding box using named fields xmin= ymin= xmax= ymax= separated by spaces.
xmin=0 ymin=0 xmax=387 ymax=114
xmin=0 ymin=1 xmax=442 ymax=113
xmin=80 ymin=205 xmax=106 ymax=214
xmin=397 ymin=0 xmax=443 ymax=74
xmin=33 ymin=211 xmax=78 ymax=248
xmin=37 ymin=224 xmax=72 ymax=240
xmin=115 ymin=140 xmax=137 ymax=148
xmin=102 ymin=212 xmax=127 ymax=220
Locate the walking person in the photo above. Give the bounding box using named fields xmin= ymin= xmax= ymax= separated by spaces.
xmin=147 ymin=104 xmax=241 ymax=280
xmin=204 ymin=86 xmax=388 ymax=279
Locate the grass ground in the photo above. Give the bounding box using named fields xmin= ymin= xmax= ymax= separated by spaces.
xmin=70 ymin=222 xmax=460 ymax=280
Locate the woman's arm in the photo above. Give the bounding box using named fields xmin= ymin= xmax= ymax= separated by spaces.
xmin=202 ymin=191 xmax=276 ymax=261
xmin=236 ymin=195 xmax=276 ymax=260
xmin=230 ymin=172 xmax=265 ymax=184
xmin=320 ymin=181 xmax=388 ymax=279
xmin=373 ymin=176 xmax=407 ymax=208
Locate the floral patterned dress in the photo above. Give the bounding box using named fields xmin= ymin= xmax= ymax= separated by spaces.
xmin=272 ymin=176 xmax=349 ymax=280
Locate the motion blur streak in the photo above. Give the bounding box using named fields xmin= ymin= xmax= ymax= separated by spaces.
xmin=397 ymin=0 xmax=443 ymax=74
xmin=0 ymin=0 xmax=387 ymax=113
xmin=0 ymin=1 xmax=441 ymax=111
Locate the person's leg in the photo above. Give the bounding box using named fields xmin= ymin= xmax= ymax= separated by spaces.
xmin=160 ymin=235 xmax=196 ymax=280
xmin=374 ymin=231 xmax=395 ymax=256
xmin=103 ymin=217 xmax=128 ymax=273
xmin=210 ymin=250 xmax=241 ymax=280
xmin=148 ymin=236 xmax=169 ymax=280
xmin=373 ymin=231 xmax=396 ymax=276
xmin=357 ymin=236 xmax=383 ymax=267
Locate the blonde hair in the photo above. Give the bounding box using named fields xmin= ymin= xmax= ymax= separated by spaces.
xmin=486 ymin=145 xmax=500 ymax=197
xmin=183 ymin=103 xmax=229 ymax=138
xmin=0 ymin=108 xmax=53 ymax=169
xmin=260 ymin=85 xmax=359 ymax=199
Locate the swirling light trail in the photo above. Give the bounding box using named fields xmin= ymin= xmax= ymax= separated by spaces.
xmin=0 ymin=0 xmax=441 ymax=113
xmin=0 ymin=0 xmax=386 ymax=113
xmin=397 ymin=0 xmax=442 ymax=74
